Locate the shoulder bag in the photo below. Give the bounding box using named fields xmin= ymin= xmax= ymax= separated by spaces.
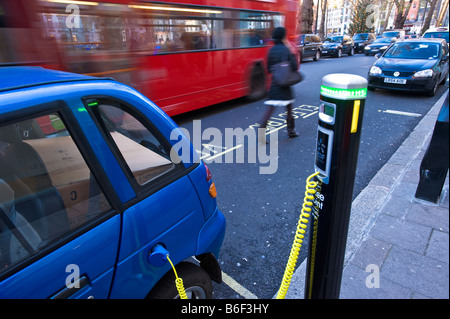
xmin=270 ymin=51 xmax=302 ymax=87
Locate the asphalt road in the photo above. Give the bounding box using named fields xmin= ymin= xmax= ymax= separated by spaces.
xmin=173 ymin=53 xmax=449 ymax=299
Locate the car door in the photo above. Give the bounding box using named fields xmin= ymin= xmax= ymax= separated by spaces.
xmin=311 ymin=35 xmax=320 ymax=56
xmin=304 ymin=35 xmax=313 ymax=58
xmin=439 ymin=43 xmax=449 ymax=81
xmin=342 ymin=36 xmax=351 ymax=52
xmin=0 ymin=105 xmax=120 ymax=299
xmin=80 ymin=96 xmax=206 ymax=298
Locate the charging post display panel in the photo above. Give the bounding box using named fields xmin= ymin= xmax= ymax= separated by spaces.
xmin=318 ymin=102 xmax=336 ymax=125
xmin=315 ymin=126 xmax=333 ymax=184
xmin=315 ymin=101 xmax=336 ymax=184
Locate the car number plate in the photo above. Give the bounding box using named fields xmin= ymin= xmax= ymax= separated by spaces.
xmin=322 ymin=50 xmax=327 ymax=53
xmin=384 ymin=77 xmax=406 ymax=84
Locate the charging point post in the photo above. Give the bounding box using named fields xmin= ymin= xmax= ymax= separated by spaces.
xmin=305 ymin=73 xmax=367 ymax=299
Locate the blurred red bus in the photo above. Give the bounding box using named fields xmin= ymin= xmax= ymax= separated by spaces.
xmin=1 ymin=0 xmax=299 ymax=116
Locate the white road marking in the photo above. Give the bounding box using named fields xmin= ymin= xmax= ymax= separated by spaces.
xmin=381 ymin=110 xmax=422 ymax=117
xmin=221 ymin=271 xmax=258 ymax=299
xmin=200 ymin=144 xmax=243 ymax=160
xmin=199 ymin=105 xmax=318 ymax=161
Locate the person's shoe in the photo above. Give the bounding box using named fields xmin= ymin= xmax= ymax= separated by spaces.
xmin=286 ymin=117 xmax=298 ymax=138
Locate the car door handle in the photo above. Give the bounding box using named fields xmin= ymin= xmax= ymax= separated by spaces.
xmin=50 ymin=276 xmax=90 ymax=299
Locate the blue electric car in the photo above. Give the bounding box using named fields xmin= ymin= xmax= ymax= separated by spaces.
xmin=0 ymin=66 xmax=225 ymax=299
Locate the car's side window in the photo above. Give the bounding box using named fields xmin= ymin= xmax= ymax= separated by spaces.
xmin=87 ymin=98 xmax=177 ymax=187
xmin=0 ymin=112 xmax=112 ymax=274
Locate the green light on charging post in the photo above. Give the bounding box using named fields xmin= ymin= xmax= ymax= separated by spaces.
xmin=320 ymin=86 xmax=367 ymax=100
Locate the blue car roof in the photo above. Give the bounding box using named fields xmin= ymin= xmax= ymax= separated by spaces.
xmin=0 ymin=66 xmax=112 ymax=92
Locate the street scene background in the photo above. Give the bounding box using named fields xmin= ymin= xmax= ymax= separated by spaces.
xmin=174 ymin=53 xmax=448 ymax=298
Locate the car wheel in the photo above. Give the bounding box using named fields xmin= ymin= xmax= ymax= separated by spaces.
xmin=439 ymin=73 xmax=447 ymax=85
xmin=425 ymin=79 xmax=439 ymax=97
xmin=348 ymin=47 xmax=354 ymax=56
xmin=314 ymin=50 xmax=321 ymax=61
xmin=147 ymin=262 xmax=213 ymax=299
xmin=336 ymin=49 xmax=342 ymax=58
xmin=247 ymin=63 xmax=266 ymax=100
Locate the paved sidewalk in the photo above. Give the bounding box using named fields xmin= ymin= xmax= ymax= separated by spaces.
xmin=280 ymin=89 xmax=449 ymax=299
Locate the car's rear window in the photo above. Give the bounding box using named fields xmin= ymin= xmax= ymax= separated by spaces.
xmin=423 ymin=32 xmax=449 ymax=43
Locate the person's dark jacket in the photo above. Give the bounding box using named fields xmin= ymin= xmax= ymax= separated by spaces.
xmin=267 ymin=40 xmax=298 ymax=101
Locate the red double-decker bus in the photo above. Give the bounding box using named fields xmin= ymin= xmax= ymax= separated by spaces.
xmin=1 ymin=0 xmax=299 ymax=116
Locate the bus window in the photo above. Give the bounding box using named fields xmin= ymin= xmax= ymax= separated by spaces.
xmin=36 ymin=1 xmax=283 ymax=55
xmin=10 ymin=0 xmax=297 ymax=116
xmin=130 ymin=5 xmax=282 ymax=52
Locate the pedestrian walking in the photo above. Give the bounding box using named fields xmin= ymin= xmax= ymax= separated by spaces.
xmin=259 ymin=26 xmax=299 ymax=143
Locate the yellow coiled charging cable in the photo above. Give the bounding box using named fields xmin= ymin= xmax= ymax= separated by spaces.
xmin=166 ymin=254 xmax=188 ymax=299
xmin=165 ymin=171 xmax=322 ymax=300
xmin=276 ymin=171 xmax=322 ymax=299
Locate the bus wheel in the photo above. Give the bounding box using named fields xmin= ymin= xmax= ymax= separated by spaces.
xmin=247 ymin=63 xmax=266 ymax=100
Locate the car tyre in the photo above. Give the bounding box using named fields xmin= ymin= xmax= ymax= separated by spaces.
xmin=348 ymin=47 xmax=354 ymax=56
xmin=335 ymin=48 xmax=342 ymax=58
xmin=314 ymin=50 xmax=321 ymax=61
xmin=439 ymin=74 xmax=447 ymax=85
xmin=146 ymin=262 xmax=213 ymax=299
xmin=425 ymin=79 xmax=439 ymax=97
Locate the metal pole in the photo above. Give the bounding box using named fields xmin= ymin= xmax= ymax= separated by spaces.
xmin=415 ymin=92 xmax=449 ymax=203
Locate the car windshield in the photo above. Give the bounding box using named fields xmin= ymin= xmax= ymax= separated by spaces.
xmin=383 ymin=42 xmax=440 ymax=59
xmin=324 ymin=36 xmax=342 ymax=43
xmin=423 ymin=32 xmax=449 ymax=43
xmin=298 ymin=35 xmax=305 ymax=45
xmin=353 ymin=34 xmax=368 ymax=40
xmin=383 ymin=31 xmax=398 ymax=38
xmin=373 ymin=37 xmax=392 ymax=44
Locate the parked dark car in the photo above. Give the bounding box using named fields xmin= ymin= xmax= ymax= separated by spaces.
xmin=352 ymin=33 xmax=376 ymax=53
xmin=423 ymin=27 xmax=449 ymax=44
xmin=0 ymin=66 xmax=226 ymax=298
xmin=322 ymin=35 xmax=354 ymax=58
xmin=364 ymin=37 xmax=396 ymax=55
xmin=367 ymin=38 xmax=449 ymax=96
xmin=296 ymin=34 xmax=323 ymax=62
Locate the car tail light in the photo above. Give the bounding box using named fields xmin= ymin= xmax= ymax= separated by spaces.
xmin=205 ymin=164 xmax=212 ymax=182
xmin=204 ymin=164 xmax=216 ymax=198
xmin=209 ymin=183 xmax=217 ymax=198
